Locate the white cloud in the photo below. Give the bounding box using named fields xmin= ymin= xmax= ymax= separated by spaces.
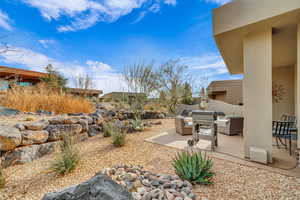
xmin=38 ymin=39 xmax=57 ymax=48
xmin=204 ymin=0 xmax=231 ymax=5
xmin=181 ymin=54 xmax=229 ymax=77
xmin=0 ymin=46 xmax=126 ymax=93
xmin=0 ymin=10 xmax=12 ymax=31
xmin=21 ymin=0 xmax=177 ymax=32
xmin=164 ymin=0 xmax=177 ymax=5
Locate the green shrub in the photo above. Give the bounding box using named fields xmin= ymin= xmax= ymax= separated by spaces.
xmin=132 ymin=118 xmax=144 ymax=131
xmin=111 ymin=127 xmax=126 ymax=147
xmin=0 ymin=167 xmax=5 ymax=189
xmin=172 ymin=150 xmax=214 ymax=185
xmin=49 ymin=134 xmax=80 ymax=176
xmin=103 ymin=123 xmax=113 ymax=137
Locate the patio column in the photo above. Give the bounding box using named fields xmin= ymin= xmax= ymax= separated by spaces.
xmin=297 ymin=23 xmax=300 ymax=149
xmin=243 ymin=28 xmax=273 ymax=163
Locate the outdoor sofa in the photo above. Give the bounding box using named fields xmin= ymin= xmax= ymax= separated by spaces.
xmin=217 ymin=116 xmax=244 ymax=136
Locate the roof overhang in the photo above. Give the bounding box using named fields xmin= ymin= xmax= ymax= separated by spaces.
xmin=213 ymin=0 xmax=300 ymax=74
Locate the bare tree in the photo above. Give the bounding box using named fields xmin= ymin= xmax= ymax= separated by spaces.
xmin=123 ymin=62 xmax=158 ymax=119
xmin=156 ymin=60 xmax=189 ymax=113
xmin=74 ymin=73 xmax=94 ymax=90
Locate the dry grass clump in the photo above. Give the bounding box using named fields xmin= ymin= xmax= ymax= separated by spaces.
xmin=111 ymin=126 xmax=127 ymax=147
xmin=1 ymin=84 xmax=94 ymax=114
xmin=0 ymin=167 xmax=5 ymax=189
xmin=103 ymin=122 xmax=113 ymax=137
xmin=49 ymin=134 xmax=80 ymax=176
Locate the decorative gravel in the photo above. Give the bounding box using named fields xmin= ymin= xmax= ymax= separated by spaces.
xmin=102 ymin=164 xmax=196 ymax=200
xmin=0 ymin=119 xmax=299 ymax=200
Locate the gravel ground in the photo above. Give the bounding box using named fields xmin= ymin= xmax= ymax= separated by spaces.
xmin=0 ymin=119 xmax=299 ymax=200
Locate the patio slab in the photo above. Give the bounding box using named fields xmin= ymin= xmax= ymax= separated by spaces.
xmin=145 ymin=129 xmax=300 ymax=178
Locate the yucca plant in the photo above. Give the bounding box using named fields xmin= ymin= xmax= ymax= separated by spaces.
xmin=172 ymin=150 xmax=214 ymax=185
xmin=103 ymin=122 xmax=113 ymax=137
xmin=49 ymin=134 xmax=80 ymax=176
xmin=0 ymin=167 xmax=5 ymax=189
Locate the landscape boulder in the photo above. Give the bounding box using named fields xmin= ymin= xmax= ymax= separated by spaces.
xmin=0 ymin=125 xmax=22 ymax=151
xmin=0 ymin=106 xmax=20 ymax=116
xmin=21 ymin=130 xmax=49 ymax=146
xmin=88 ymin=124 xmax=102 ymax=137
xmin=47 ymin=124 xmax=83 ymax=141
xmin=41 ymin=173 xmax=134 ymax=200
xmin=1 ymin=142 xmax=58 ymax=168
xmin=25 ymin=119 xmax=49 ymax=131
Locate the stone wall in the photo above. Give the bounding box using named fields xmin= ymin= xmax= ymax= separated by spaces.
xmin=0 ymin=109 xmax=166 ymax=168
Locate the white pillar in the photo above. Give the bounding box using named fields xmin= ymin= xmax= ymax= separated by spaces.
xmin=243 ymin=28 xmax=273 ymax=163
xmin=297 ymin=24 xmax=300 ymax=149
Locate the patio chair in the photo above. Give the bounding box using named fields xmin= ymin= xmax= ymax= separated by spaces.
xmin=272 ymin=121 xmax=293 ymax=155
xmin=217 ymin=116 xmax=244 ymax=136
xmin=175 ymin=109 xmax=193 ymax=135
xmin=281 ymin=114 xmax=298 ymax=141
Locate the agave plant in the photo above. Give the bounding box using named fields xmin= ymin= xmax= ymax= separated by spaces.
xmin=172 ymin=150 xmax=214 ymax=185
xmin=131 ymin=118 xmax=144 ymax=131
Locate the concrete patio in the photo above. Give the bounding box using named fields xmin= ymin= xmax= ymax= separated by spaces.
xmin=146 ymin=129 xmax=300 ymax=177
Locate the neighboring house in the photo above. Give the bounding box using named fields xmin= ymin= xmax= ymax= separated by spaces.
xmin=213 ymin=0 xmax=300 ymax=163
xmin=207 ymin=80 xmax=243 ymax=105
xmin=0 ymin=65 xmax=47 ymax=90
xmin=68 ymin=88 xmax=103 ymax=98
xmin=101 ymin=92 xmax=146 ymax=103
xmin=0 ymin=66 xmax=103 ymax=98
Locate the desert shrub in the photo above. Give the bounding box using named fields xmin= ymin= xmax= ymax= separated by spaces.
xmin=172 ymin=150 xmax=214 ymax=185
xmin=1 ymin=84 xmax=94 ymax=114
xmin=49 ymin=134 xmax=80 ymax=176
xmin=131 ymin=118 xmax=144 ymax=131
xmin=111 ymin=127 xmax=126 ymax=147
xmin=103 ymin=123 xmax=113 ymax=137
xmin=0 ymin=167 xmax=5 ymax=189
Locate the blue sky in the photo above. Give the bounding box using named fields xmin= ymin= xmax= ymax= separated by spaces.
xmin=0 ymin=0 xmax=241 ymax=93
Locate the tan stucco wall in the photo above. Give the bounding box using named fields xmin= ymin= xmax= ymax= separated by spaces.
xmin=225 ymin=84 xmax=243 ymax=105
xmin=213 ymin=0 xmax=300 ymax=35
xmin=272 ymin=66 xmax=295 ymax=121
xmin=243 ymin=28 xmax=273 ymax=163
xmin=297 ymin=23 xmax=300 ymax=148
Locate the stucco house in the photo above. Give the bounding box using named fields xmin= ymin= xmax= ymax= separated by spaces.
xmin=207 ymin=79 xmax=243 ymax=105
xmin=213 ymin=0 xmax=300 ymax=163
xmin=0 ymin=66 xmax=103 ymax=98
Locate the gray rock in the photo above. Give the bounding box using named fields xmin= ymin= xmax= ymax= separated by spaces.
xmin=0 ymin=106 xmax=20 ymax=116
xmin=49 ymin=117 xmax=67 ymax=124
xmin=21 ymin=130 xmax=49 ymax=145
xmin=47 ymin=124 xmax=83 ymax=141
xmin=25 ymin=119 xmax=49 ymax=131
xmin=1 ymin=142 xmax=57 ymax=168
xmin=80 ymin=116 xmax=93 ymax=125
xmin=15 ymin=124 xmax=26 ymax=131
xmin=75 ymin=132 xmax=89 ymax=142
xmin=36 ymin=110 xmax=54 ymax=115
xmin=42 ymin=173 xmax=134 ymax=200
xmin=78 ymin=119 xmax=89 ymax=132
xmin=0 ymin=125 xmax=22 ymax=151
xmin=88 ymin=124 xmax=102 ymax=137
xmin=64 ymin=117 xmax=81 ymax=124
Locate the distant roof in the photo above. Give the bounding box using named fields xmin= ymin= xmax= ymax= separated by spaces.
xmin=208 ymin=79 xmax=242 ymax=93
xmin=102 ymin=92 xmax=145 ymax=96
xmin=0 ymin=66 xmax=46 ymax=80
xmin=208 ymin=79 xmax=242 ymax=87
xmin=68 ymin=88 xmax=103 ymax=95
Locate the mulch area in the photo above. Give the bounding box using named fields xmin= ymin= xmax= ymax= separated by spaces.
xmin=0 ymin=119 xmax=299 ymax=200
